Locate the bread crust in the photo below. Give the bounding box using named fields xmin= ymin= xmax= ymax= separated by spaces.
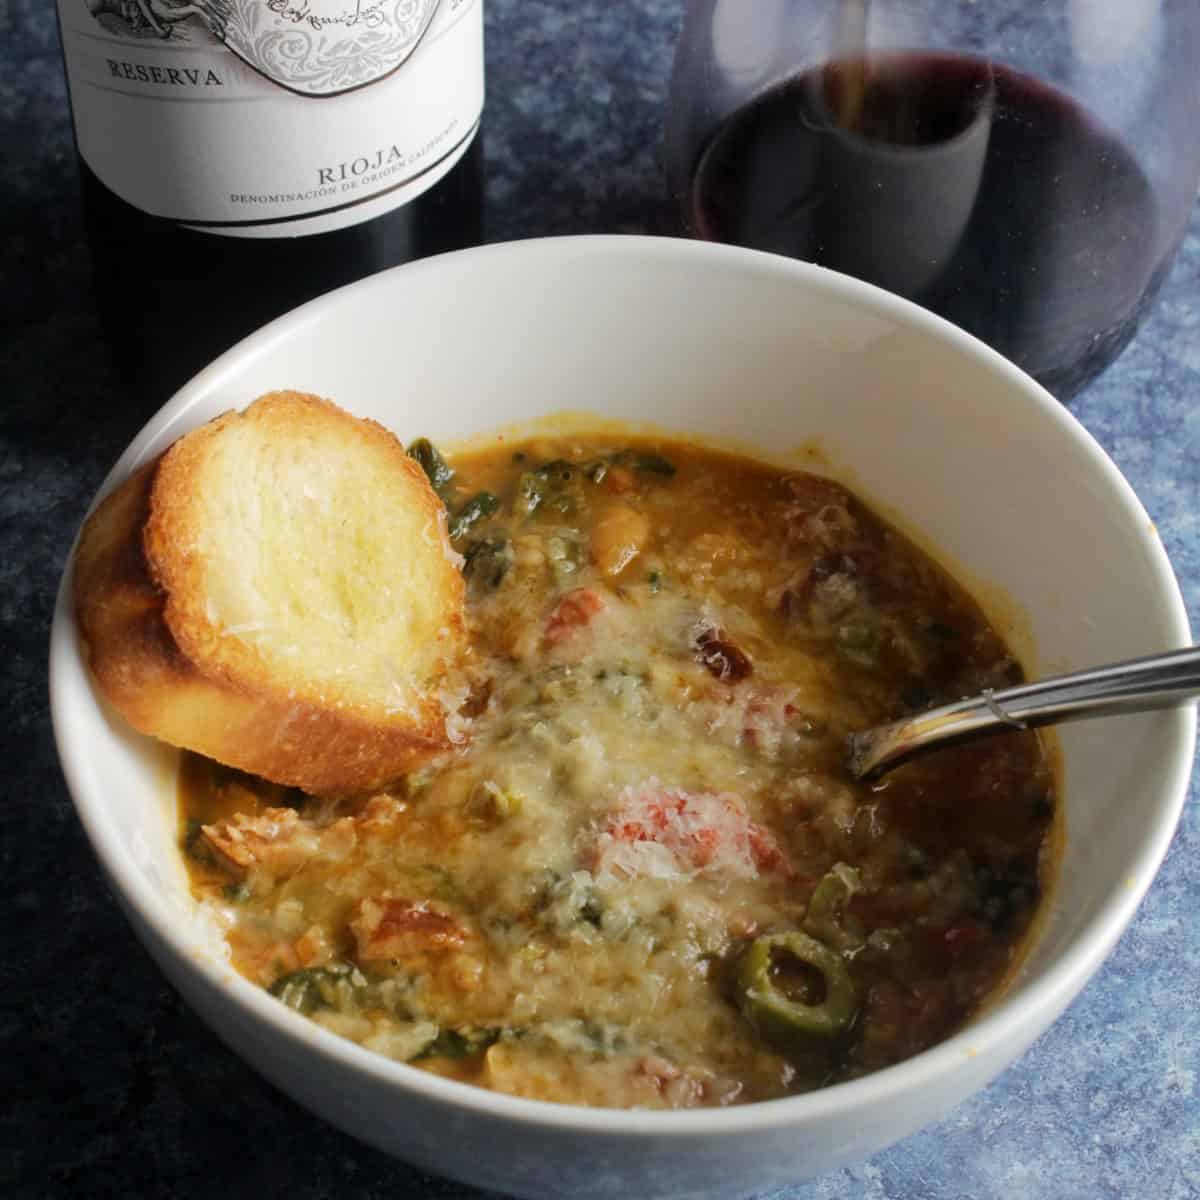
xmin=73 ymin=391 xmax=467 ymax=794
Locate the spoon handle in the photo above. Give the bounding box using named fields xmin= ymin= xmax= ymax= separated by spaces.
xmin=848 ymin=645 xmax=1200 ymax=780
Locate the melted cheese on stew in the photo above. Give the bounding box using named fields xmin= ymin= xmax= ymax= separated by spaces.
xmin=180 ymin=436 xmax=1056 ymax=1109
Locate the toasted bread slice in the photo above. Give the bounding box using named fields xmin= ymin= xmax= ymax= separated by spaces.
xmin=73 ymin=390 xmax=468 ymax=794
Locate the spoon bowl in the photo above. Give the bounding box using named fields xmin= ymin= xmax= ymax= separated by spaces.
xmin=849 ymin=645 xmax=1200 ymax=779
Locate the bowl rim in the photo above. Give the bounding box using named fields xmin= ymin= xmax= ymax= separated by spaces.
xmin=50 ymin=234 xmax=1197 ymax=1137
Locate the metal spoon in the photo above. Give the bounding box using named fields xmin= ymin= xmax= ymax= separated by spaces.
xmin=848 ymin=645 xmax=1200 ymax=780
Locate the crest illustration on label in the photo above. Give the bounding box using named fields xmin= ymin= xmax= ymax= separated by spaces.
xmin=80 ymin=0 xmax=442 ymax=97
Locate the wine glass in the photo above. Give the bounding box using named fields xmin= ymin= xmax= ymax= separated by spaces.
xmin=666 ymin=0 xmax=1200 ymax=399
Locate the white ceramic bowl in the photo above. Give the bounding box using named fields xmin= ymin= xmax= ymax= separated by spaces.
xmin=50 ymin=236 xmax=1194 ymax=1200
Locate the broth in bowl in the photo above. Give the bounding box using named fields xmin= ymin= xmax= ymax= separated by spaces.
xmin=179 ymin=431 xmax=1057 ymax=1109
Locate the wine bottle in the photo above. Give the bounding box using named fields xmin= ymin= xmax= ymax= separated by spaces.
xmin=56 ymin=0 xmax=485 ymax=405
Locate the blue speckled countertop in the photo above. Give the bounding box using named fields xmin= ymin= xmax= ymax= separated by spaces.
xmin=3 ymin=2 xmax=1197 ymax=1197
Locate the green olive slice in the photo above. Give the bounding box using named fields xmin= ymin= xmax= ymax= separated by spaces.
xmin=736 ymin=931 xmax=857 ymax=1048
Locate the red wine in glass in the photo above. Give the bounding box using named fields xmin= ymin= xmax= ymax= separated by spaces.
xmin=688 ymin=52 xmax=1163 ymax=399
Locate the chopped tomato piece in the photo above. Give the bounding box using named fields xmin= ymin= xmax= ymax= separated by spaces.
xmin=200 ymin=807 xmax=352 ymax=882
xmin=734 ymin=686 xmax=803 ymax=757
xmin=592 ymin=780 xmax=790 ymax=883
xmin=350 ymin=897 xmax=471 ymax=962
xmin=747 ymin=825 xmax=791 ymax=875
xmin=601 ymin=464 xmax=636 ymax=494
xmin=544 ymin=587 xmax=607 ymax=644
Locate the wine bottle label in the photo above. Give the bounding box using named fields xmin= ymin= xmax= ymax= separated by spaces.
xmin=57 ymin=0 xmax=483 ymax=237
